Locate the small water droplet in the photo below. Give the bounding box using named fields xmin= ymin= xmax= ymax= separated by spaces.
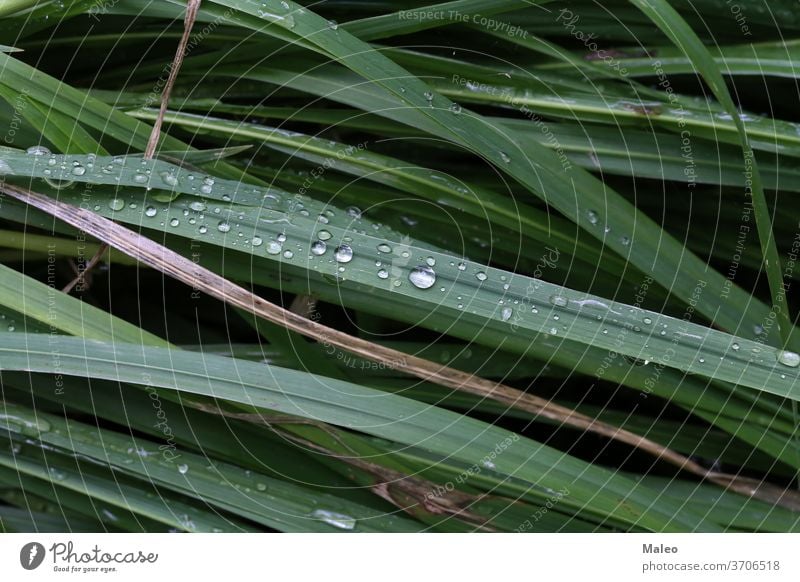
xmin=283 ymin=250 xmax=294 ymax=259
xmin=188 ymin=200 xmax=207 ymax=212
xmin=133 ymin=173 xmax=149 ymax=184
xmin=178 ymin=464 xmax=189 ymax=475
xmin=449 ymin=102 xmax=462 ymax=114
xmin=217 ymin=221 xmax=231 ymax=233
xmin=266 ymin=241 xmax=282 ymax=255
xmin=475 ymin=272 xmax=487 ymax=282
xmin=71 ymin=164 xmax=86 ymax=176
xmin=587 ymin=210 xmax=598 ymax=225
xmin=377 ymin=269 xmax=389 ymax=279
xmin=318 ymin=230 xmax=332 ymax=241
xmin=499 ymin=151 xmax=511 ymax=163
xmin=169 ymin=218 xmax=180 ymax=227
xmin=144 ymin=206 xmax=158 ymax=217
xmin=731 ymin=343 xmax=740 ymax=351
xmin=457 ymin=262 xmax=466 ymax=271
xmin=425 ymin=256 xmax=436 ymax=267
xmin=251 ymin=236 xmax=263 ymax=247
xmin=549 ymin=295 xmax=569 ymax=307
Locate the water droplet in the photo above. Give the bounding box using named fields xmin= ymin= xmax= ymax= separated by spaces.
xmin=251 ymin=236 xmax=263 ymax=247
xmin=501 ymin=307 xmax=513 ymax=321
xmin=334 ymin=245 xmax=353 ymax=263
xmin=457 ymin=262 xmax=466 ymax=271
xmin=144 ymin=206 xmax=158 ymax=217
xmin=620 ymin=236 xmax=630 ymax=246
xmin=377 ymin=243 xmax=392 ymax=253
xmin=423 ymin=91 xmax=434 ymax=102
xmin=108 ymin=198 xmax=125 ymax=211
xmin=377 ymin=269 xmax=389 ymax=279
xmin=425 ymin=256 xmax=436 ymax=267
xmin=133 ymin=173 xmax=148 ymax=184
xmin=346 ymin=206 xmax=362 ymax=218
xmin=266 ymin=241 xmax=282 ymax=255
xmin=311 ymin=240 xmax=327 ymax=255
xmin=217 ymin=221 xmax=231 ymax=233
xmin=587 ymin=210 xmax=598 ymax=225
xmin=549 ymin=295 xmax=568 ymax=307
xmin=449 ymin=102 xmax=462 ymax=114
xmin=318 ymin=230 xmax=332 ymax=241
xmin=409 ymin=265 xmax=436 ymax=289
xmin=643 ymin=317 xmax=652 ymax=325
xmin=311 ymin=509 xmax=356 ymax=530
xmin=188 ymin=200 xmax=207 ymax=212
xmin=475 ymin=272 xmax=487 ymax=282
xmin=256 ymin=482 xmax=267 ymax=492
xmin=71 ymin=164 xmax=86 ymax=176
xmin=777 ymin=350 xmax=800 ymax=368
xmin=178 ymin=464 xmax=189 ymax=475
xmin=283 ymin=250 xmax=294 ymax=259
xmin=499 ymin=151 xmax=511 ymax=163
xmin=160 ymin=170 xmax=179 ymax=186
xmin=26 ymin=145 xmax=50 ymax=155
xmin=169 ymin=218 xmax=180 ymax=227
xmin=327 ymin=19 xmax=338 ymax=30
xmin=198 ymin=225 xmax=208 ymax=234
xmin=731 ymin=343 xmax=740 ymax=351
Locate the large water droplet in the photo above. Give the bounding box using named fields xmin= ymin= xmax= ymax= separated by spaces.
xmin=266 ymin=241 xmax=282 ymax=255
xmin=409 ymin=265 xmax=436 ymax=289
xmin=26 ymin=145 xmax=51 ymax=156
xmin=501 ymin=307 xmax=513 ymax=321
xmin=311 ymin=509 xmax=356 ymax=530
xmin=777 ymin=350 xmax=800 ymax=368
xmin=334 ymin=245 xmax=353 ymax=263
xmin=217 ymin=221 xmax=231 ymax=233
xmin=108 ymin=198 xmax=125 ymax=212
xmin=311 ymin=240 xmax=327 ymax=255
xmin=188 ymin=200 xmax=207 ymax=212
xmin=160 ymin=170 xmax=179 ymax=187
xmin=144 ymin=206 xmax=158 ymax=217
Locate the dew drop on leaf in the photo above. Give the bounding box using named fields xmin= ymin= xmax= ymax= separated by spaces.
xmin=409 ymin=266 xmax=436 ymax=289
